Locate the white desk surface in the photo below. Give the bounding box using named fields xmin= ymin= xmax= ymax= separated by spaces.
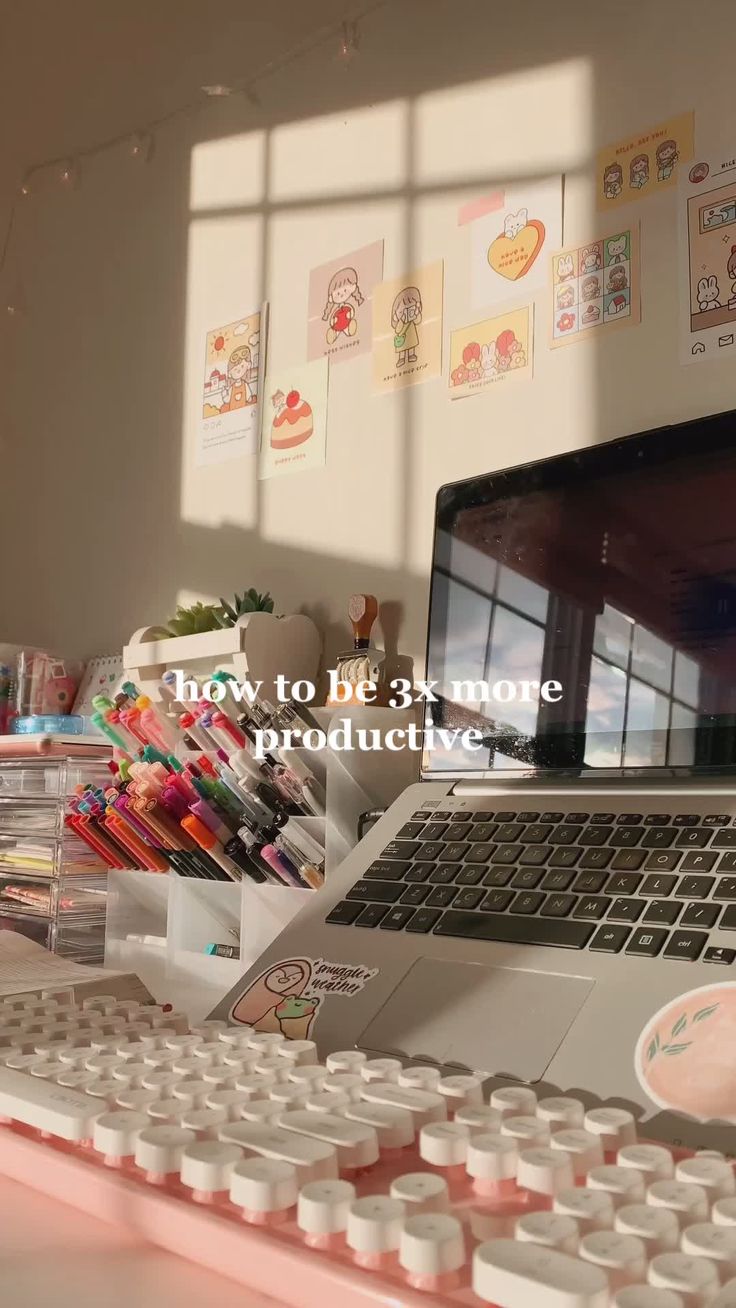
xmin=0 ymin=1173 xmax=284 ymax=1307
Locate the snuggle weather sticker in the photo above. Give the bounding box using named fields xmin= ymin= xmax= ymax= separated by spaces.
xmin=230 ymin=956 xmax=378 ymax=1038
xmin=469 ymin=177 xmax=562 ymax=310
xmin=635 ymin=982 xmax=736 ymax=1122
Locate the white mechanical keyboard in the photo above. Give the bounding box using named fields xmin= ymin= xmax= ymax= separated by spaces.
xmin=1 ymin=990 xmax=735 ymax=1308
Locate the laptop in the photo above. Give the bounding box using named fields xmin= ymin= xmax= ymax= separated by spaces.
xmin=212 ymin=408 xmax=736 ymax=1151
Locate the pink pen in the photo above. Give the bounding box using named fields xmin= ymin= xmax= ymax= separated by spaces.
xmin=260 ymin=844 xmax=304 ymax=888
xmin=136 ymin=710 xmax=171 ymax=755
xmin=137 ymin=696 xmax=180 ymax=751
xmin=179 ymin=712 xmax=211 ymax=752
xmin=119 ymin=707 xmax=148 ymax=745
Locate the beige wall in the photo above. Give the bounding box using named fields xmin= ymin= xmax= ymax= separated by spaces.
xmin=1 ymin=0 xmax=733 ymax=676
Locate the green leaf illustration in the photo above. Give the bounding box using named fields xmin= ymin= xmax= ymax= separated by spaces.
xmin=661 ymin=1042 xmax=692 ymax=1055
xmin=693 ymin=1004 xmax=719 ymax=1023
xmin=671 ymin=1014 xmax=687 ymax=1037
xmin=647 ymin=1038 xmax=658 ymax=1062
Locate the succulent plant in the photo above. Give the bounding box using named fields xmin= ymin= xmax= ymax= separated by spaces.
xmin=215 ymin=589 xmax=275 ymax=627
xmin=166 ymin=602 xmax=223 ymax=637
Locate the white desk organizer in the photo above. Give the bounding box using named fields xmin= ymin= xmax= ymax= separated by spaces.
xmin=123 ymin=611 xmax=322 ymax=706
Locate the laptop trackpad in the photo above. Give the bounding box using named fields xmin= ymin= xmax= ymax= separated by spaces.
xmin=358 ymin=958 xmax=594 ymax=1082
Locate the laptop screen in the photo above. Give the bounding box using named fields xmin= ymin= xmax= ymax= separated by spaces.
xmin=422 ymin=409 xmax=736 ymax=778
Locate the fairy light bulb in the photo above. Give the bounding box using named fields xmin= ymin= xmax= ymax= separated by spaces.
xmin=338 ymin=21 xmax=359 ymax=61
xmin=60 ymin=158 xmax=79 ymax=189
xmin=130 ymin=131 xmax=154 ymax=162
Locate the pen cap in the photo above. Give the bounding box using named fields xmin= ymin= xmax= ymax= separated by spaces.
xmin=181 ymin=815 xmax=217 ymax=850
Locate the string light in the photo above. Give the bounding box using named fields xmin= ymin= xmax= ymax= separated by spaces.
xmin=19 ymin=177 xmax=31 ymax=198
xmin=60 ymin=158 xmax=79 ymax=189
xmin=201 ymin=84 xmax=233 ymax=98
xmin=338 ymin=20 xmax=360 ymax=61
xmin=130 ymin=131 xmax=154 ymax=162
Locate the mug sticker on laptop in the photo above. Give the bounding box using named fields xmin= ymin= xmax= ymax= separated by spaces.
xmin=229 ymin=955 xmax=378 ymax=1037
xmin=635 ymin=980 xmax=736 ymax=1123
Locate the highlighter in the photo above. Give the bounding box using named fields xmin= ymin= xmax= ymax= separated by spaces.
xmin=181 ymin=815 xmax=242 ymax=881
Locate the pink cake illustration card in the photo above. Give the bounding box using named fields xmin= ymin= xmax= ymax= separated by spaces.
xmin=258 ymin=356 xmax=329 ymax=480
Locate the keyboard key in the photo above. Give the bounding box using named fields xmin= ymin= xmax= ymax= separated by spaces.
xmin=469 ymin=824 xmax=497 ymax=843
xmin=455 ymin=865 xmax=485 ymax=886
xmin=680 ymin=902 xmax=720 ymax=929
xmin=565 ymin=813 xmax=589 ymax=823
xmin=719 ymin=852 xmax=736 ymax=870
xmin=417 ymin=842 xmax=445 ymax=861
xmin=641 ymin=874 xmax=678 ymax=896
xmin=411 ymin=811 xmax=436 ymax=820
xmin=400 ymin=885 xmax=430 ymax=906
xmin=492 ymin=811 xmax=517 ymax=823
xmin=579 ymin=826 xmax=611 ymax=846
xmin=520 ymin=824 xmax=552 ymax=843
xmin=491 ymin=845 xmax=522 ymax=864
xmin=610 ymin=849 xmax=647 ymax=871
xmin=722 ymin=905 xmax=736 ymax=929
xmin=676 ymin=875 xmax=715 ymax=898
xmin=518 ymin=845 xmax=550 ymax=866
xmin=364 ymin=861 xmax=408 ymax=881
xmin=465 ymin=843 xmax=495 ymax=864
xmin=495 ymin=823 xmax=524 ymax=842
xmin=453 ymin=887 xmax=485 ymax=911
xmin=510 ymin=892 xmax=545 ymax=915
xmin=644 ymin=851 xmax=682 ymax=871
xmin=426 ymin=886 xmax=457 ymax=908
xmin=703 ymin=814 xmax=732 ymax=826
xmin=714 ymin=877 xmax=736 ymax=900
xmin=608 ymin=898 xmax=645 ymax=922
xmin=607 ymin=872 xmax=643 ymax=894
xmin=517 ymin=812 xmax=539 ymax=823
xmin=355 ymin=904 xmax=389 ymax=928
xmin=711 ymin=830 xmax=736 ymax=847
xmin=663 ymin=930 xmax=708 ymax=961
xmin=590 ymin=813 xmax=615 ymax=823
xmin=511 ymin=869 xmax=544 ymax=890
xmin=421 ymin=822 xmax=449 ymax=840
xmin=405 ymin=862 xmax=433 ymax=882
xmin=590 ymin=924 xmax=631 ymax=953
xmin=325 ymin=901 xmax=363 ymax=926
xmin=473 ymin=1238 xmax=608 ymax=1307
xmin=445 ymin=822 xmax=472 ymax=841
xmin=609 ymin=827 xmax=645 ymax=847
xmin=481 ymin=889 xmax=513 ymax=912
xmin=541 ymin=869 xmax=575 ymax=891
xmin=0 ymin=1066 xmax=100 ymax=1140
xmin=626 ymin=928 xmax=669 ymax=957
xmin=429 ymin=865 xmax=456 ymax=884
xmin=578 ymin=849 xmax=613 ymax=869
xmin=643 ymin=813 xmax=671 ymax=825
xmin=549 ymin=847 xmax=583 ymax=868
xmin=483 ymin=867 xmax=513 ymax=888
xmin=573 ymin=896 xmax=610 ymax=920
xmin=539 ymin=812 xmax=564 ymax=823
xmin=434 ymin=911 xmax=594 ymax=949
xmin=541 ymin=894 xmax=576 ymax=917
xmin=397 ymin=823 xmax=425 ymax=839
xmin=680 ymin=851 xmax=717 ymax=872
xmin=548 ymin=826 xmax=578 ymax=845
xmin=572 ymin=871 xmax=608 ymax=893
xmin=382 ymin=840 xmax=421 ymax=859
xmin=347 ymin=880 xmax=402 ymax=904
xmin=675 ymin=828 xmax=711 ymax=848
xmin=643 ymin=900 xmax=681 ymax=926
xmin=441 ymin=842 xmax=469 ymax=862
xmin=641 ymin=828 xmax=676 ymax=848
xmin=405 ymin=908 xmax=442 ymax=933
xmin=672 ymin=813 xmax=700 ymax=826
xmin=616 ymin=814 xmax=643 ymax=824
xmin=704 ymin=946 xmax=736 ymax=964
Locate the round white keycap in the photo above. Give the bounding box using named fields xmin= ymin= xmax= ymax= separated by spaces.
xmin=322 ymin=1073 xmax=363 ymax=1102
xmin=580 ymin=1230 xmax=648 ymax=1282
xmin=246 ymin=1032 xmax=285 ymax=1053
xmin=239 ymin=1101 xmax=284 ymax=1124
xmin=113 ymin=1061 xmax=146 ymax=1086
xmin=56 ymin=1070 xmax=99 ymax=1091
xmin=84 ymin=1079 xmax=120 ymax=1107
xmin=307 ymin=1090 xmax=350 ymax=1115
xmin=490 ymin=1086 xmax=538 ymax=1116
xmin=681 ymin=1222 xmax=736 ymax=1273
xmin=585 ymin=1108 xmax=638 ymax=1151
xmin=551 ymin=1129 xmax=604 ymax=1178
xmin=141 ymin=1070 xmax=180 ymax=1093
xmin=119 ymin=1037 xmax=158 ymax=1058
xmin=204 ymin=1090 xmax=249 ymax=1120
xmin=176 ymin=1079 xmax=219 ymax=1107
xmin=714 ymin=1200 xmax=736 ymax=1227
xmin=615 ymin=1204 xmax=680 ymax=1254
xmin=230 ymin=1158 xmax=298 ymax=1214
xmin=516 ymin=1211 xmax=579 ymax=1254
xmin=361 ymin=1058 xmax=403 ymax=1084
xmin=180 ymin=1141 xmax=242 ymax=1193
xmin=252 ymin=1057 xmax=288 ymax=1083
xmin=326 ymin=1050 xmax=367 ymax=1074
xmin=222 ymin=1054 xmax=256 ymax=1073
xmin=31 ymin=1060 xmax=65 ymax=1080
xmin=611 ymin=1288 xmax=686 ymax=1307
xmin=588 ymin=1165 xmax=646 ymax=1205
xmin=179 ymin=1107 xmax=228 ymax=1138
xmin=501 ymin=1114 xmax=550 ymax=1145
xmin=93 ymin=1110 xmax=148 ymax=1158
xmin=466 ymin=1133 xmax=518 ymax=1182
xmin=647 ymin=1181 xmax=709 ymax=1222
xmin=146 ymin=1097 xmax=189 ymax=1124
xmin=399 ymin=1212 xmax=465 ymax=1277
xmin=454 ymin=1105 xmax=502 ymax=1132
xmin=269 ymin=1084 xmax=307 ymax=1109
xmin=517 ymin=1147 xmax=576 ymax=1196
xmin=554 ymin=1188 xmax=616 ymax=1233
xmin=676 ymin=1158 xmax=736 ymax=1200
xmin=83 ymin=994 xmax=119 ymax=1013
xmin=398 ymin=1066 xmax=441 ymax=1091
xmin=344 ymin=1103 xmax=414 ymax=1150
xmin=201 ymin=1067 xmax=232 ymax=1088
xmin=275 ymin=1040 xmax=317 ymax=1068
xmin=57 ymin=1048 xmax=90 ymax=1068
xmin=391 ymin=1172 xmax=449 ymax=1213
xmin=419 ymin=1121 xmax=470 ymax=1167
xmin=193 ymin=1042 xmax=225 ymax=1064
xmin=115 ymin=1089 xmax=160 ymax=1111
xmin=233 ymin=1073 xmax=277 ymax=1101
xmin=298 ymin=1179 xmax=356 ymax=1235
xmin=164 ymin=1035 xmax=203 ymax=1053
xmin=618 ymin=1145 xmax=675 ymax=1183
xmin=473 ymin=1238 xmax=609 ymax=1306
xmin=289 ymin=1065 xmax=327 ymax=1089
xmin=175 ymin=1057 xmax=211 ymax=1077
xmin=135 ymin=1125 xmax=196 ymax=1174
xmin=648 ymin=1251 xmax=720 ymax=1302
xmin=347 ymin=1195 xmax=405 ymax=1255
xmin=218 ymin=1028 xmax=254 ymax=1049
xmin=436 ymin=1074 xmax=484 ymax=1109
xmin=190 ymin=1021 xmax=228 ymax=1038
xmin=537 ymin=1096 xmax=585 ymax=1128
xmin=142 ymin=1050 xmax=177 ymax=1068
xmin=85 ymin=1053 xmax=125 ymax=1074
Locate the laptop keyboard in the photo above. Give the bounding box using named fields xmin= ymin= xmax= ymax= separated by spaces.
xmin=325 ymin=809 xmax=736 ymax=963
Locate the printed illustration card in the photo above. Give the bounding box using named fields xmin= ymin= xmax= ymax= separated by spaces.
xmin=259 ymin=355 xmax=329 ymax=480
xmin=680 ymin=145 xmax=736 ymax=364
xmin=597 ymin=112 xmax=694 ymax=211
xmin=307 ymin=240 xmax=384 ymax=365
xmin=449 ymin=306 xmax=533 ymax=399
xmin=198 ymin=310 xmax=262 ymax=466
xmin=550 ymin=226 xmax=641 ymax=347
xmin=372 ymin=261 xmax=443 ymax=392
xmin=470 ymin=177 xmax=562 ymax=310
